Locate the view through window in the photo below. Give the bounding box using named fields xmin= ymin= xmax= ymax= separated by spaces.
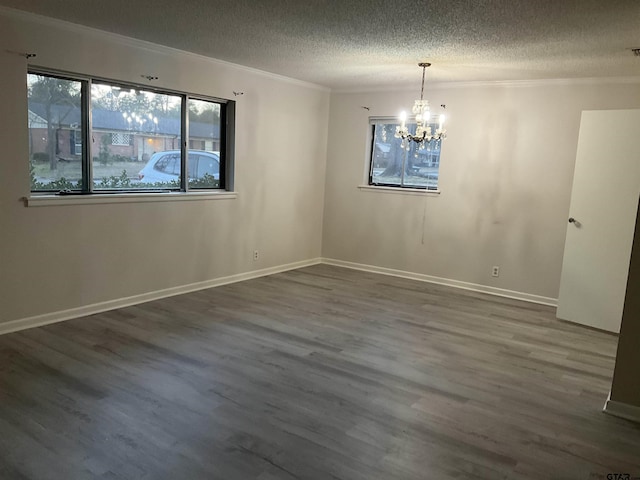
xmin=27 ymin=71 xmax=229 ymax=193
xmin=369 ymin=119 xmax=442 ymax=190
xmin=27 ymin=74 xmax=83 ymax=190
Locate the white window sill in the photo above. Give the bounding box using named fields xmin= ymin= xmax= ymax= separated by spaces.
xmin=357 ymin=185 xmax=441 ymax=196
xmin=24 ymin=190 xmax=238 ymax=207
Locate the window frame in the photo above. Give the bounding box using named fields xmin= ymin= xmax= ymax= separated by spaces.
xmin=27 ymin=67 xmax=235 ymax=196
xmin=367 ymin=116 xmax=443 ymax=192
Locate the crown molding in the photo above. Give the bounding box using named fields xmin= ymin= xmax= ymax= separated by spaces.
xmin=0 ymin=6 xmax=330 ymax=93
xmin=332 ymin=75 xmax=640 ymax=94
xmin=3 ymin=7 xmax=639 ymax=95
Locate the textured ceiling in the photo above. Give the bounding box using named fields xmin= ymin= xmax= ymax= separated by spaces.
xmin=1 ymin=0 xmax=640 ymax=89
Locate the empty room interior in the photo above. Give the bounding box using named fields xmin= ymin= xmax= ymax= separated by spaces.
xmin=1 ymin=1 xmax=640 ymax=478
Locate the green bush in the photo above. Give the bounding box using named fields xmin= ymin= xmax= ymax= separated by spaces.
xmin=30 ymin=169 xmax=219 ymax=192
xmin=189 ymin=173 xmax=220 ymax=188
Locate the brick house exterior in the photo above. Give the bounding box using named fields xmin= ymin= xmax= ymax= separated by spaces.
xmin=28 ymin=104 xmax=220 ymax=163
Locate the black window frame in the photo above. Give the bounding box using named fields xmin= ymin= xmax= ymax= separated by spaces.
xmin=27 ymin=67 xmax=235 ymax=195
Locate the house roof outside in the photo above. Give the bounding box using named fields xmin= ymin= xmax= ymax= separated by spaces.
xmin=28 ymin=103 xmax=220 ymax=139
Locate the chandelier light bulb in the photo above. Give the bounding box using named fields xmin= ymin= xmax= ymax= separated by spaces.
xmin=399 ymin=111 xmax=407 ymax=133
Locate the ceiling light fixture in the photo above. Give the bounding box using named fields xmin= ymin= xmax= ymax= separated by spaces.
xmin=396 ymin=62 xmax=446 ymax=148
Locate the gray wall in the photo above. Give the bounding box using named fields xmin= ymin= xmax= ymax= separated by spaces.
xmin=322 ymin=83 xmax=640 ymax=301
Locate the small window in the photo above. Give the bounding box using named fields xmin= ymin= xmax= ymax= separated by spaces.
xmin=153 ymin=153 xmax=180 ymax=175
xmin=111 ymin=133 xmax=131 ymax=146
xmin=71 ymin=129 xmax=82 ymax=156
xmin=369 ymin=118 xmax=442 ymax=190
xmin=198 ymin=156 xmax=218 ymax=178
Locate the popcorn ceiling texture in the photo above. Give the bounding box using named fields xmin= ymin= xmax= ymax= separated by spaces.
xmin=1 ymin=0 xmax=639 ymax=89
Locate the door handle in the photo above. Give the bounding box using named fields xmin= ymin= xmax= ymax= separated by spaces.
xmin=568 ymin=217 xmax=582 ymax=227
xmin=568 ymin=217 xmax=576 ymax=223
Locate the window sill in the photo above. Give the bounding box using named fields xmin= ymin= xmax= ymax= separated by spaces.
xmin=24 ymin=190 xmax=237 ymax=207
xmin=357 ymin=185 xmax=441 ymax=196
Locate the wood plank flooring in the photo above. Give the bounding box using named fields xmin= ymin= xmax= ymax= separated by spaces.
xmin=0 ymin=264 xmax=639 ymax=479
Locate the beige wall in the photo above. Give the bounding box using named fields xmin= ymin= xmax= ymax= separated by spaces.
xmin=0 ymin=11 xmax=329 ymax=324
xmin=610 ymin=204 xmax=640 ymax=408
xmin=322 ymin=83 xmax=640 ymax=300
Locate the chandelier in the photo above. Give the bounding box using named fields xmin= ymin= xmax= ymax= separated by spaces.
xmin=395 ymin=62 xmax=446 ymax=147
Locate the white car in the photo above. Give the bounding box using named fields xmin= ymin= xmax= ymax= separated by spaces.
xmin=137 ymin=150 xmax=220 ymax=184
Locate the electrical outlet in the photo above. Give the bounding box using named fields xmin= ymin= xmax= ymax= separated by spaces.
xmin=253 ymin=250 xmax=259 ymax=261
xmin=492 ymin=266 xmax=500 ymax=277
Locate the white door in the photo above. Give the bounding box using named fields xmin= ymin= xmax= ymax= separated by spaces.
xmin=557 ymin=110 xmax=640 ymax=333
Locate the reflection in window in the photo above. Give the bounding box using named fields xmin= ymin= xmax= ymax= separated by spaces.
xmin=27 ymin=73 xmax=83 ymax=191
xmin=369 ymin=119 xmax=442 ymax=190
xmin=27 ymin=70 xmax=230 ymax=193
xmin=91 ymin=83 xmax=182 ymax=190
xmin=188 ymin=98 xmax=221 ymax=189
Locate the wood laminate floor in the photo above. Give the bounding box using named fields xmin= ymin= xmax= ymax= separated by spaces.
xmin=0 ymin=265 xmax=639 ymax=479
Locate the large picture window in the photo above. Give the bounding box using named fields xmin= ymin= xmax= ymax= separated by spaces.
xmin=27 ymin=70 xmax=232 ymax=194
xmin=369 ymin=118 xmax=442 ymax=190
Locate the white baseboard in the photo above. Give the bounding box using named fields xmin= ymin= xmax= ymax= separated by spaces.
xmin=0 ymin=258 xmax=322 ymax=336
xmin=603 ymin=394 xmax=640 ymax=423
xmin=321 ymin=258 xmax=558 ymax=307
xmin=0 ymin=257 xmax=557 ymax=336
